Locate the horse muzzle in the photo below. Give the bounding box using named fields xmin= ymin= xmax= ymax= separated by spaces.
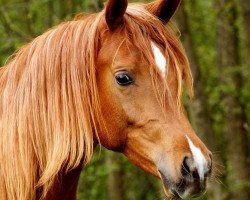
xmin=158 ymin=155 xmax=212 ymax=199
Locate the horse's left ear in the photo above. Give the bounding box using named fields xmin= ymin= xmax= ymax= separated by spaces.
xmin=105 ymin=0 xmax=128 ymax=31
xmin=145 ymin=0 xmax=181 ymax=24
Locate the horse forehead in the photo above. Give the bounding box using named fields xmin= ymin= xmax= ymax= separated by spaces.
xmin=99 ymin=39 xmax=144 ymax=68
xmin=99 ymin=36 xmax=166 ymax=72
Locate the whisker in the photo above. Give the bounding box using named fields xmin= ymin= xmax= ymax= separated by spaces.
xmin=212 ymin=162 xmax=225 ymax=169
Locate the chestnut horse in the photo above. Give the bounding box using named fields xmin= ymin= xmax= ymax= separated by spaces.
xmin=0 ymin=0 xmax=212 ymax=199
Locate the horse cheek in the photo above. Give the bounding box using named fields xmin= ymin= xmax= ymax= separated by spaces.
xmin=97 ymin=78 xmax=127 ymax=151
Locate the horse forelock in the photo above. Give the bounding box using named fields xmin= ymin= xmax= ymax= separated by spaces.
xmin=0 ymin=4 xmax=193 ymax=200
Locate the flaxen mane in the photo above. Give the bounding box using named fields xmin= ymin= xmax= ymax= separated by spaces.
xmin=0 ymin=5 xmax=192 ymax=200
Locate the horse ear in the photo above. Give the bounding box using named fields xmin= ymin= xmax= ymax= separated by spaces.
xmin=105 ymin=0 xmax=128 ymax=31
xmin=145 ymin=0 xmax=181 ymax=23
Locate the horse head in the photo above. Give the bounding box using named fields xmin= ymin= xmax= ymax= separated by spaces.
xmin=96 ymin=0 xmax=212 ymax=198
xmin=0 ymin=1 xmax=212 ymax=199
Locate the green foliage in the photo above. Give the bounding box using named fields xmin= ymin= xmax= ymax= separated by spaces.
xmin=0 ymin=0 xmax=249 ymax=199
xmin=78 ymin=149 xmax=108 ymax=200
xmin=78 ymin=148 xmax=160 ymax=200
xmin=0 ymin=0 xmax=102 ymax=66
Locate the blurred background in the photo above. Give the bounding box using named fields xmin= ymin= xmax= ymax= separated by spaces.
xmin=0 ymin=0 xmax=249 ymax=199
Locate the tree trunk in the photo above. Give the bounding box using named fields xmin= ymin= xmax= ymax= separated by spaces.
xmin=239 ymin=0 xmax=250 ymax=134
xmin=215 ymin=0 xmax=250 ymax=199
xmin=106 ymin=152 xmax=124 ymax=200
xmin=176 ymin=3 xmax=227 ymax=200
xmin=239 ymin=0 xmax=250 ymax=70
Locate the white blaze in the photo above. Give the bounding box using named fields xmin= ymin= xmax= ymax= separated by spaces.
xmin=186 ymin=135 xmax=207 ymax=180
xmin=151 ymin=42 xmax=167 ymax=77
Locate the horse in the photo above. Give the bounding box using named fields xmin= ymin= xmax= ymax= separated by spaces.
xmin=0 ymin=0 xmax=212 ymax=199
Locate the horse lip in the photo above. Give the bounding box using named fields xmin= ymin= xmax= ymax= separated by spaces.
xmin=158 ymin=170 xmax=182 ymax=199
xmin=158 ymin=169 xmax=193 ymax=200
xmin=158 ymin=169 xmax=173 ymax=188
xmin=171 ymin=189 xmax=183 ymax=200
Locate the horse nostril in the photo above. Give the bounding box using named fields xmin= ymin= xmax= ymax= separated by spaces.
xmin=177 ymin=156 xmax=210 ymax=198
xmin=181 ymin=156 xmax=191 ymax=176
xmin=181 ymin=156 xmax=199 ymax=181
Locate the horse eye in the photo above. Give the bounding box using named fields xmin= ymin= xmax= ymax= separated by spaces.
xmin=115 ymin=73 xmax=134 ymax=86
